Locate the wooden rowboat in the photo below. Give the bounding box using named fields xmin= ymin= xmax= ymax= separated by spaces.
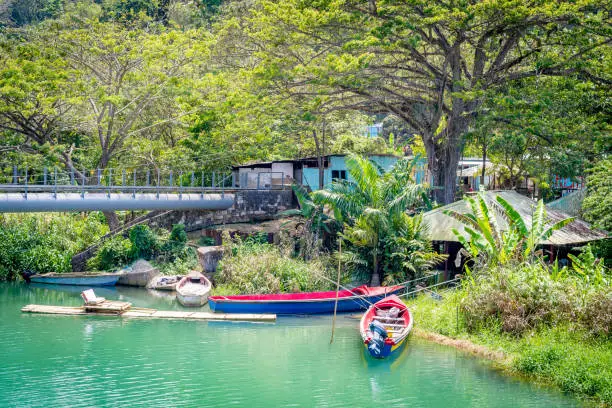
xmin=176 ymin=272 xmax=212 ymax=307
xmin=360 ymin=295 xmax=413 ymax=359
xmin=21 ymin=271 xmax=121 ymax=286
xmin=208 ymin=285 xmax=403 ymax=314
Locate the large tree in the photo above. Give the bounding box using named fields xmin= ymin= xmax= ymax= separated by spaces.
xmin=0 ymin=11 xmax=210 ymax=228
xmin=223 ymin=0 xmax=611 ymax=203
xmin=467 ymin=76 xmax=611 ymax=192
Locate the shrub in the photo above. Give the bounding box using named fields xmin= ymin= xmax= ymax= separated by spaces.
xmin=0 ymin=213 xmax=108 ymax=280
xmin=88 ymin=236 xmax=135 ymax=271
xmin=89 ymin=223 xmax=195 ymax=272
xmin=169 ymin=223 xmax=187 ymax=245
xmin=129 ymin=225 xmax=159 ymax=259
xmin=197 ymin=236 xmax=216 ymax=246
xmin=216 ymin=237 xmax=341 ymax=294
xmin=458 ymin=263 xmax=609 ymax=336
xmin=582 ymin=289 xmax=612 ymax=338
xmin=154 ymin=247 xmax=198 ymax=276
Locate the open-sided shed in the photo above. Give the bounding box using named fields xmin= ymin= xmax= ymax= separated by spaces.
xmin=422 ymin=190 xmax=608 ymax=275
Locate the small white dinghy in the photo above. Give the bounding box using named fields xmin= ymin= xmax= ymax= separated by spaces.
xmin=176 ymin=271 xmax=212 ymax=307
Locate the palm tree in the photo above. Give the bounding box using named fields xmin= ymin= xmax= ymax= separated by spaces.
xmin=385 ymin=213 xmax=448 ymax=284
xmin=313 ymin=154 xmax=435 ymax=284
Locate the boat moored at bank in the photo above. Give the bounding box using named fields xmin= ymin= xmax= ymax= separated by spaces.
xmin=208 ymin=285 xmax=403 ymax=314
xmin=360 ymin=295 xmax=413 ymax=359
xmin=21 ymin=271 xmax=121 ymax=286
xmin=176 ymin=272 xmax=212 ymax=307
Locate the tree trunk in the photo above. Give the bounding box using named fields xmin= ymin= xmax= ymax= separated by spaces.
xmin=97 ymin=155 xmax=120 ymax=231
xmin=424 ymin=137 xmax=462 ymax=205
xmin=422 ymin=99 xmax=471 ymax=204
xmin=370 ymin=252 xmax=380 ymax=286
xmin=312 ymin=129 xmax=325 ymax=189
xmin=103 ymin=211 xmax=120 ymax=231
xmin=481 ymin=135 xmax=487 ymax=186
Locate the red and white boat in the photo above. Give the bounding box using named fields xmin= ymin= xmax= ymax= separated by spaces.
xmin=360 ymin=295 xmax=413 ymax=359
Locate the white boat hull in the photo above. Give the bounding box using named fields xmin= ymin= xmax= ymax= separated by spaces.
xmin=177 ymin=292 xmax=210 ymax=307
xmin=176 ymin=272 xmax=212 ymax=307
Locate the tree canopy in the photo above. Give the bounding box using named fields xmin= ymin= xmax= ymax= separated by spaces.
xmin=0 ymin=0 xmax=609 ymax=210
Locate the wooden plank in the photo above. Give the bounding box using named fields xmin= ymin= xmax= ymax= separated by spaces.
xmin=22 ymin=304 xmax=276 ymax=322
xmin=21 ymin=304 xmax=87 ymax=315
xmin=84 ymin=301 xmax=132 ymax=313
xmin=189 ymin=312 xmax=276 ymax=322
xmin=150 ymin=311 xmax=195 ymax=319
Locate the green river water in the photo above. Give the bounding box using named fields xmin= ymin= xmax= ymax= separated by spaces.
xmin=0 ymin=283 xmax=581 ymax=407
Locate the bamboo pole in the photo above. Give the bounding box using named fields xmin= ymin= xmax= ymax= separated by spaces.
xmin=330 ymin=239 xmax=342 ymax=344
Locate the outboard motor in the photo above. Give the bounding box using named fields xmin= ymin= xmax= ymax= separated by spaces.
xmin=367 ymin=320 xmax=393 ymax=358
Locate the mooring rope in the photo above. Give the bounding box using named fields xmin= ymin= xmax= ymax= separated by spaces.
xmin=310 ymin=269 xmax=458 ymax=311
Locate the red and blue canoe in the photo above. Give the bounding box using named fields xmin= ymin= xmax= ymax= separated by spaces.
xmin=360 ymin=295 xmax=413 ymax=359
xmin=208 ymin=284 xmax=403 ymax=314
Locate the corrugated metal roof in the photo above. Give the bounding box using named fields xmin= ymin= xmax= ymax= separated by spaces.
xmin=547 ymin=189 xmax=586 ymax=217
xmin=423 ymin=190 xmax=608 ymax=246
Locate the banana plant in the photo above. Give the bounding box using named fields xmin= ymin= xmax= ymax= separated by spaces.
xmin=445 ymin=191 xmax=575 ymax=266
xmin=568 ymin=245 xmax=608 ymax=286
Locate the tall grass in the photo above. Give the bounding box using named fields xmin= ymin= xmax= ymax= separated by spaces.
xmin=214 ymin=233 xmax=344 ymax=295
xmin=406 ymin=262 xmax=611 ymax=405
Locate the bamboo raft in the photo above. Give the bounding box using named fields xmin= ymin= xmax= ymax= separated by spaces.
xmin=21 ymin=303 xmax=276 ymax=322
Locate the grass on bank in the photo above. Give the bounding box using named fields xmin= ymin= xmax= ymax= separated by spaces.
xmin=407 ymin=282 xmax=612 ymax=405
xmin=213 ymin=233 xmax=345 ymax=295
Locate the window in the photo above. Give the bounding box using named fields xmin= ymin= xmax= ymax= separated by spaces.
xmin=332 ymin=170 xmax=347 ymax=180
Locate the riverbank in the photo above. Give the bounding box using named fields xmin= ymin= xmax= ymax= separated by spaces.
xmin=407 ymin=293 xmax=612 ymax=406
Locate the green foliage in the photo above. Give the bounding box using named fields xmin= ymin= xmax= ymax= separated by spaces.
xmin=170 ymin=223 xmax=187 ymax=244
xmin=567 ymin=245 xmax=609 ymax=286
xmin=129 ymin=225 xmax=159 ymax=259
xmin=283 ymin=184 xmax=339 ymax=257
xmin=89 ymin=223 xmax=192 ymax=271
xmin=513 ymin=335 xmax=612 ymax=403
xmin=312 ymin=154 xmax=441 ymax=283
xmin=384 ymin=214 xmax=448 ymax=285
xmin=4 ymin=0 xmax=63 ymax=26
xmin=407 ymin=261 xmax=612 ymax=404
xmin=583 ymin=158 xmax=612 ymax=232
xmin=88 ymin=235 xmax=134 ymax=271
xmin=221 ymin=0 xmax=610 ymax=204
xmin=468 ymin=77 xmax=611 ymax=190
xmin=102 ymin=0 xmax=159 ymax=22
xmin=197 ymin=236 xmax=216 ymax=246
xmin=0 ymin=213 xmax=108 ymax=280
xmin=215 ymin=236 xmax=340 ymax=295
xmin=154 ymin=246 xmax=198 ymax=276
xmin=445 ymin=191 xmax=573 ymax=266
xmin=163 ymin=223 xmax=188 ymax=255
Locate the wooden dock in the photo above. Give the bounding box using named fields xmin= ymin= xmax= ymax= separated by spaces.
xmin=21 ymin=304 xmax=276 ymax=322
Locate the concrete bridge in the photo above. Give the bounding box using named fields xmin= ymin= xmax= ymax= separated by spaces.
xmin=0 ymin=166 xmax=289 ymax=212
xmin=1 ymin=166 xmax=295 ymax=271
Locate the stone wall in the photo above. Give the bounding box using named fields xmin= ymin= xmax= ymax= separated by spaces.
xmin=147 ymin=190 xmax=294 ymax=232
